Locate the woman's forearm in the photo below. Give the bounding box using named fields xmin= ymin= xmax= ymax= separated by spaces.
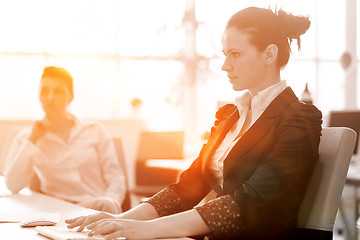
xmin=119 ymin=202 xmax=160 ymax=220
xmin=150 ymin=209 xmax=210 ymax=238
xmin=4 ymin=142 xmax=34 ymax=193
xmin=5 ymin=164 xmax=31 ymax=193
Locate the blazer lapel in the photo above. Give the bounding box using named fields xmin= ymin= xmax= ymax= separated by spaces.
xmin=202 ymin=108 xmax=239 ymax=168
xmin=200 ymin=108 xmax=239 ymax=194
xmin=223 ymin=87 xmax=299 ymax=176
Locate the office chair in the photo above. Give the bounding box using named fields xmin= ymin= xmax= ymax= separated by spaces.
xmin=133 ymin=130 xmax=184 ymax=197
xmin=296 ymin=127 xmax=357 ymax=239
xmin=112 ymin=137 xmax=131 ymax=211
xmin=328 ymin=110 xmax=360 ymax=154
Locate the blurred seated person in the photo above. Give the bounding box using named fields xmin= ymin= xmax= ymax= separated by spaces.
xmin=4 ymin=66 xmax=126 ymax=214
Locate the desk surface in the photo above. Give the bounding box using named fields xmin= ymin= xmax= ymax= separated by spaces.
xmin=0 ymin=176 xmax=192 ymax=240
xmin=0 ymin=186 xmax=96 ymax=239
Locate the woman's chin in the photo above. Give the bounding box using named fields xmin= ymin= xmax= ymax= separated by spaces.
xmin=232 ymin=85 xmax=245 ymax=91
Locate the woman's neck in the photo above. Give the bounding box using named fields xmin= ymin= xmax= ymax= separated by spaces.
xmin=250 ymin=70 xmax=281 ymax=96
xmin=45 ymin=113 xmax=74 ymax=131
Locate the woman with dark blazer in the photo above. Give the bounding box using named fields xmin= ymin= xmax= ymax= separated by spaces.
xmin=66 ymin=6 xmax=322 ymax=240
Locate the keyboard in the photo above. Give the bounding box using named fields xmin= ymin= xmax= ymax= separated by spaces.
xmin=35 ymin=226 xmax=126 ymax=240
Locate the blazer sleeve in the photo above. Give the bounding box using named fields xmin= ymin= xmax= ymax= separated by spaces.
xmin=146 ymin=144 xmax=212 ymax=216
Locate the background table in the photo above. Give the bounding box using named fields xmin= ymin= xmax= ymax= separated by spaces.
xmin=145 ymin=158 xmax=193 ymax=171
xmin=338 ymin=156 xmax=360 ymax=240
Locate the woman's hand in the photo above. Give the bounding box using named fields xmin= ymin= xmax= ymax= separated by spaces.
xmin=65 ymin=211 xmax=116 ymax=232
xmin=66 ymin=203 xmax=161 ymax=233
xmin=87 ymin=219 xmax=157 ymax=240
xmin=66 ymin=208 xmax=209 ymax=239
xmin=78 ymin=196 xmax=121 ymax=214
xmin=29 ymin=120 xmax=48 ymax=143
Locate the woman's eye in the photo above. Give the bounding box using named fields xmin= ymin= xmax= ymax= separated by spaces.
xmin=54 ymin=89 xmax=66 ymax=95
xmin=232 ymin=52 xmax=240 ymax=57
xmin=40 ymin=88 xmax=49 ymax=95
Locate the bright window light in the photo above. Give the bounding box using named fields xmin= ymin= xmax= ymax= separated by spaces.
xmin=0 ymin=0 xmax=350 ymax=137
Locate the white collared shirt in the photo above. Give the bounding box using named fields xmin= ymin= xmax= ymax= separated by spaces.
xmin=4 ymin=116 xmax=126 ymax=205
xmin=208 ymin=80 xmax=288 ymax=186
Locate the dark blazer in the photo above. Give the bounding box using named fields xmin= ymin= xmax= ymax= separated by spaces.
xmin=147 ymin=87 xmax=323 ymax=240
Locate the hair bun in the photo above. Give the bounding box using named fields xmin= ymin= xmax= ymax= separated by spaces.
xmin=277 ymin=9 xmax=311 ymax=50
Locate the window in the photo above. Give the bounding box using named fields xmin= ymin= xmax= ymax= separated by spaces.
xmin=0 ymin=0 xmax=352 ymax=145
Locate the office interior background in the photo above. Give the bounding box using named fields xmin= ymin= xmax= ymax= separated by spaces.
xmin=0 ymin=1 xmax=358 ymax=238
xmin=0 ymin=0 xmax=356 ymax=153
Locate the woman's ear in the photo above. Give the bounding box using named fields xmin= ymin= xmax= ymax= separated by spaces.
xmin=67 ymin=94 xmax=74 ymax=104
xmin=264 ymin=44 xmax=278 ymax=65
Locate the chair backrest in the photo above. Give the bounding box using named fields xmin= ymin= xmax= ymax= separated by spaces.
xmin=113 ymin=137 xmax=131 ymax=211
xmin=328 ymin=110 xmax=360 ymax=154
xmin=133 ymin=131 xmax=185 ymax=197
xmin=136 ymin=131 xmax=184 ymax=161
xmin=297 ymin=127 xmax=357 ymax=232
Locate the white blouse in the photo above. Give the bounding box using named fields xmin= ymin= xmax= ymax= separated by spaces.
xmin=4 ymin=117 xmax=126 ymax=206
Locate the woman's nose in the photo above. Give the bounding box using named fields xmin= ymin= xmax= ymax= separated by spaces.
xmin=45 ymin=91 xmax=55 ymax=100
xmin=221 ymin=59 xmax=232 ymax=72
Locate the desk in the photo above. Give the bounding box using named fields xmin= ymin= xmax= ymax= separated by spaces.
xmin=0 ymin=185 xmax=96 ymax=239
xmin=0 ymin=176 xmax=192 ymax=240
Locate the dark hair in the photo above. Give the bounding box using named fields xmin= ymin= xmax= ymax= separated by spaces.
xmin=41 ymin=66 xmax=74 ymax=101
xmin=226 ymin=7 xmax=310 ymax=69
